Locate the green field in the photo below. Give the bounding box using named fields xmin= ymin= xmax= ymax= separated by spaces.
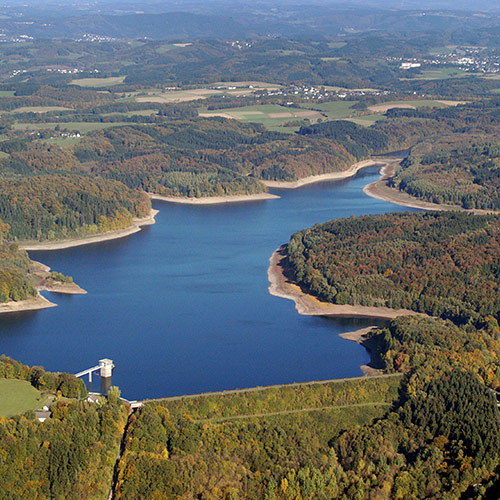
xmin=41 ymin=136 xmax=83 ymax=146
xmin=155 ymin=43 xmax=177 ymax=54
xmin=368 ymin=99 xmax=461 ymax=112
xmin=70 ymin=76 xmax=126 ymax=87
xmin=101 ymin=109 xmax=158 ymax=118
xmin=125 ymin=82 xmax=280 ymax=104
xmin=211 ymin=80 xmax=280 ymax=89
xmin=301 ymin=100 xmax=358 ymax=120
xmin=428 ymin=45 xmax=458 ymax=56
xmin=346 ymin=114 xmax=387 ymax=126
xmin=328 ymin=41 xmax=347 ymax=49
xmin=9 ymin=106 xmax=71 ymax=114
xmin=199 ymin=104 xmax=321 ymax=128
xmin=0 ymin=379 xmax=49 ymax=418
xmin=404 ymin=67 xmax=470 ymax=80
xmin=481 ymin=73 xmax=500 ymax=80
xmin=0 ymin=90 xmax=16 ymax=97
xmin=14 ymin=121 xmax=129 ymax=133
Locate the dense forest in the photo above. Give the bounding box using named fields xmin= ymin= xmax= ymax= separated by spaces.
xmin=378 ymin=99 xmax=500 ymax=209
xmin=286 ymin=211 xmax=500 ymax=325
xmin=0 ymin=221 xmax=36 ymax=302
xmin=0 ymin=357 xmax=128 ymax=499
xmin=111 ymin=315 xmax=500 ymax=499
xmin=0 ymin=174 xmax=150 ymax=241
xmin=3 ymin=12 xmax=500 ymax=498
xmin=0 ymin=118 xmax=379 ymax=235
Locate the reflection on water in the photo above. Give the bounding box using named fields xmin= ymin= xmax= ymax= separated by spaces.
xmin=0 ymin=168 xmax=415 ymax=399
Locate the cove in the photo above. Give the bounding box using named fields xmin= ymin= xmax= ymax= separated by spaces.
xmin=0 ymin=168 xmax=416 ymax=400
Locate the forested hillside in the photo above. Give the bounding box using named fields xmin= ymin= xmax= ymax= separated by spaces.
xmin=286 ymin=211 xmax=500 ymax=325
xmin=0 ymin=174 xmax=150 ymax=241
xmin=111 ymin=316 xmax=500 ymax=498
xmin=0 ymin=222 xmax=36 ymax=302
xmin=0 ymin=357 xmax=128 ymax=500
xmin=380 ymin=99 xmax=500 ymax=209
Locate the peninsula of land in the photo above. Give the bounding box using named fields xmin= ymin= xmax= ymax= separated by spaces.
xmin=0 ymin=293 xmax=57 ymax=315
xmin=267 ymin=247 xmax=396 ymax=377
xmin=0 ymin=261 xmax=87 ymax=315
xmin=267 ymin=245 xmax=417 ymax=376
xmin=363 ymin=163 xmax=500 ymax=214
xmin=261 ymin=159 xmax=397 ymax=189
xmin=268 ymin=246 xmax=420 ymax=320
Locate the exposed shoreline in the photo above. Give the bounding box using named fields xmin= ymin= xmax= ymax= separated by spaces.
xmin=31 ymin=260 xmax=87 ymax=295
xmin=261 ymin=159 xmax=399 ymax=189
xmin=0 ymin=293 xmax=57 ymax=315
xmin=0 ymin=261 xmax=87 ymax=315
xmin=149 ymin=192 xmax=279 ymax=205
xmin=267 ymin=246 xmax=420 ymax=376
xmin=19 ymin=209 xmax=159 ymax=251
xmin=268 ymin=246 xmax=419 ymax=320
xmin=363 ymin=163 xmax=500 ymax=214
xmin=362 ymin=163 xmax=455 ymax=211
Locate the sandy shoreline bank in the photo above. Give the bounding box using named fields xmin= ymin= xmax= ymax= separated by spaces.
xmin=267 ymin=246 xmax=419 ymax=376
xmin=0 ymin=261 xmax=87 ymax=315
xmin=339 ymin=327 xmax=383 ymax=376
xmin=31 ymin=260 xmax=87 ymax=295
xmin=0 ymin=293 xmax=57 ymax=315
xmin=268 ymin=246 xmax=419 ymax=320
xmin=19 ymin=209 xmax=159 ymax=251
xmin=363 ymin=163 xmax=500 ymax=214
xmin=262 ymin=159 xmax=398 ymax=189
xmin=149 ymin=192 xmax=279 ymax=205
xmin=362 ymin=163 xmax=454 ymax=211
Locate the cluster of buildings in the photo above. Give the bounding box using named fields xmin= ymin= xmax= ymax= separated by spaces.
xmin=229 ymin=40 xmax=253 ymax=50
xmin=393 ymin=46 xmax=500 ymax=74
xmin=258 ymin=84 xmax=389 ymax=101
xmin=0 ymin=33 xmax=33 ymax=43
xmin=76 ymin=33 xmax=116 ymax=43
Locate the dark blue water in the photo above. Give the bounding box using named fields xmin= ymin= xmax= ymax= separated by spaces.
xmin=0 ymin=168 xmax=414 ymax=399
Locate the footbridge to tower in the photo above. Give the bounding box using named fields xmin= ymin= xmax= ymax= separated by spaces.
xmin=75 ymin=358 xmax=114 ymax=384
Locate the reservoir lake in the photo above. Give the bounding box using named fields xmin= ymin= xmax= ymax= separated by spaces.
xmin=0 ymin=168 xmax=415 ymax=400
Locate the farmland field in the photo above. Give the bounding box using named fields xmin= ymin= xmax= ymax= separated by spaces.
xmin=199 ymin=104 xmax=322 ymax=128
xmin=70 ymin=76 xmax=126 ymax=87
xmin=0 ymin=379 xmax=49 ymax=418
xmin=13 ymin=121 xmax=129 ymax=133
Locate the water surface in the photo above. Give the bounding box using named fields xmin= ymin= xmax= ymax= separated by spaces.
xmin=0 ymin=168 xmax=414 ymax=399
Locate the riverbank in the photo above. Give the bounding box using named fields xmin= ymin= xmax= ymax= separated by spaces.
xmin=261 ymin=159 xmax=398 ymax=189
xmin=149 ymin=192 xmax=279 ymax=205
xmin=19 ymin=209 xmax=159 ymax=251
xmin=268 ymin=246 xmax=419 ymax=320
